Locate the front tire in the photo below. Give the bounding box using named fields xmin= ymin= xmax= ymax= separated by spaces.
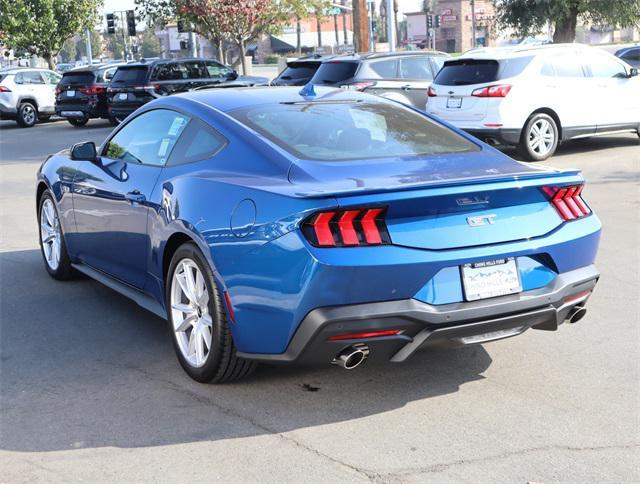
xmin=518 ymin=113 xmax=559 ymax=161
xmin=166 ymin=242 xmax=256 ymax=383
xmin=38 ymin=190 xmax=74 ymax=280
xmin=16 ymin=102 xmax=37 ymax=128
xmin=68 ymin=117 xmax=89 ymax=127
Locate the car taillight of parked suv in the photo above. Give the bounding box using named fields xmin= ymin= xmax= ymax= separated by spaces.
xmin=308 ymin=51 xmax=449 ymax=109
xmin=56 ymin=64 xmax=123 ymax=127
xmin=107 ymin=58 xmax=268 ymax=124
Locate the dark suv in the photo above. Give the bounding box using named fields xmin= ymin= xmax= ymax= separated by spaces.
xmin=271 ymin=54 xmax=335 ymax=86
xmin=56 ymin=64 xmax=123 ymax=126
xmin=309 ymin=51 xmax=449 ymax=108
xmin=107 ymin=58 xmax=268 ymax=123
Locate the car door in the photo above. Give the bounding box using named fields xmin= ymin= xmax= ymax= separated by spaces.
xmin=585 ymin=51 xmax=639 ymax=129
xmin=72 ymin=108 xmax=190 ymax=288
xmin=17 ymin=71 xmax=53 ymax=111
xmin=398 ymin=55 xmax=436 ymax=108
xmin=41 ymin=71 xmax=61 ymax=112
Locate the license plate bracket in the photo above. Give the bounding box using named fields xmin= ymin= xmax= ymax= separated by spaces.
xmin=118 ymin=93 xmax=128 ymax=101
xmin=67 ymin=90 xmax=75 ymax=97
xmin=461 ymin=258 xmax=522 ymax=301
xmin=446 ymin=96 xmax=462 ymax=109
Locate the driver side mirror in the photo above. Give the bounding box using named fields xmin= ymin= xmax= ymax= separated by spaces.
xmin=630 ymin=67 xmax=638 ymax=77
xmin=70 ymin=141 xmax=98 ymax=162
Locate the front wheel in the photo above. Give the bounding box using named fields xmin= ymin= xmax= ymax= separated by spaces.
xmin=38 ymin=191 xmax=74 ymax=280
xmin=68 ymin=117 xmax=89 ymax=127
xmin=518 ymin=113 xmax=559 ymax=161
xmin=16 ymin=102 xmax=37 ymax=127
xmin=166 ymin=242 xmax=256 ymax=383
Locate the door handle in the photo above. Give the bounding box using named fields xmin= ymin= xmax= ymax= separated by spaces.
xmin=402 ymin=84 xmax=411 ymax=91
xmin=125 ymin=190 xmax=146 ymax=203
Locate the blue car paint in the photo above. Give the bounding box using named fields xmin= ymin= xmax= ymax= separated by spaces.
xmin=37 ymin=87 xmax=601 ymax=356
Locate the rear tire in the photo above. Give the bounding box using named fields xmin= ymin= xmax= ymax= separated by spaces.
xmin=16 ymin=102 xmax=37 ymax=128
xmin=68 ymin=117 xmax=89 ymax=127
xmin=518 ymin=113 xmax=559 ymax=161
xmin=38 ymin=190 xmax=74 ymax=280
xmin=166 ymin=242 xmax=256 ymax=383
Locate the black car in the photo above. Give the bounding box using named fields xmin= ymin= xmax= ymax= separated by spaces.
xmin=615 ymin=45 xmax=640 ymax=68
xmin=107 ymin=58 xmax=268 ymax=123
xmin=56 ymin=64 xmax=123 ymax=126
xmin=271 ymin=54 xmax=335 ymax=86
xmin=309 ymin=51 xmax=449 ymax=108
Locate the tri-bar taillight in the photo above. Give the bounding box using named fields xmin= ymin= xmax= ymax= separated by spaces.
xmin=542 ymin=185 xmax=591 ymax=221
xmin=302 ymin=208 xmax=390 ymax=247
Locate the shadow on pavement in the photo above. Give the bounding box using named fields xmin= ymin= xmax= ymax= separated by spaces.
xmin=0 ymin=249 xmax=492 ymax=452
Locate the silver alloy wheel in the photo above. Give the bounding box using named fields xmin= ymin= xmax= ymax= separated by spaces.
xmin=170 ymin=258 xmax=213 ymax=368
xmin=21 ymin=104 xmax=36 ymax=125
xmin=40 ymin=199 xmax=61 ymax=270
xmin=527 ymin=118 xmax=555 ymax=156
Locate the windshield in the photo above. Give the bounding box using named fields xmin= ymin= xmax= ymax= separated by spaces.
xmin=230 ymin=100 xmax=478 ymax=161
xmin=111 ymin=66 xmax=149 ymax=84
xmin=310 ymin=62 xmax=358 ymax=85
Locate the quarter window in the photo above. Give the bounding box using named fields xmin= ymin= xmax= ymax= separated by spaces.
xmin=105 ymin=109 xmax=190 ymax=166
xmin=169 ymin=118 xmax=226 ymax=165
xmin=399 ymin=57 xmax=433 ymax=80
xmin=369 ymin=59 xmax=397 ymax=78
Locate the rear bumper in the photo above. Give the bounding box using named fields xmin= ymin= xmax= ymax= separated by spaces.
xmin=238 ymin=264 xmax=599 ymax=365
xmin=56 ymin=104 xmax=107 ymax=119
xmin=464 ymin=128 xmax=521 ymax=146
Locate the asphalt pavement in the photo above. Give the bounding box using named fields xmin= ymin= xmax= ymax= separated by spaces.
xmin=0 ymin=119 xmax=638 ymax=482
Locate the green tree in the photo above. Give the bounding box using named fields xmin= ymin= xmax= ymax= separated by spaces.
xmin=104 ymin=28 xmax=127 ymax=60
xmin=75 ymin=29 xmax=103 ymax=61
xmin=0 ymin=0 xmax=102 ymax=69
xmin=59 ymin=37 xmax=77 ymax=62
xmin=494 ymin=0 xmax=640 ymax=43
xmin=139 ymin=28 xmax=161 ymax=58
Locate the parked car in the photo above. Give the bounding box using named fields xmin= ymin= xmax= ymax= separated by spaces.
xmin=309 ymin=51 xmax=449 ymax=108
xmin=0 ymin=67 xmax=61 ymax=127
xmin=55 ymin=64 xmax=124 ymax=126
xmin=615 ymin=45 xmax=640 ymax=67
xmin=271 ymin=54 xmax=335 ymax=86
xmin=37 ymin=86 xmax=600 ymax=383
xmin=107 ymin=58 xmax=268 ymax=123
xmin=426 ymin=44 xmax=640 ymax=161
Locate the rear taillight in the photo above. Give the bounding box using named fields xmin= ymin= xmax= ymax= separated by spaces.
xmin=302 ymin=208 xmax=390 ymax=247
xmin=54 ymin=87 xmax=61 ymax=96
xmin=80 ymin=85 xmax=106 ymax=95
xmin=427 ymin=86 xmax=437 ymax=97
xmin=542 ymin=185 xmax=591 ymax=221
xmin=0 ymin=85 xmax=11 ymax=93
xmin=327 ymin=329 xmax=402 ymax=341
xmin=471 ymin=84 xmax=512 ymax=97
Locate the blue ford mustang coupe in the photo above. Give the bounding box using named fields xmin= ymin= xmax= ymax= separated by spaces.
xmin=36 ymin=86 xmax=601 ymax=383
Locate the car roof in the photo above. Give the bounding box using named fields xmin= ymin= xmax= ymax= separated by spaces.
xmin=456 ymin=43 xmax=595 ymax=60
xmin=288 ymin=54 xmax=336 ymax=64
xmin=178 ymin=85 xmax=382 ymax=113
xmin=323 ymin=50 xmax=449 ymax=63
xmin=0 ymin=67 xmax=51 ymax=74
xmin=121 ymin=57 xmax=224 ymax=68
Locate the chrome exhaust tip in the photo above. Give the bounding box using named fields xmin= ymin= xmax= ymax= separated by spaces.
xmin=332 ymin=344 xmax=370 ymax=370
xmin=567 ymin=306 xmax=587 ymax=324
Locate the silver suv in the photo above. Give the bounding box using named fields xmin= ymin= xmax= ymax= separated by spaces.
xmin=0 ymin=68 xmax=61 ymax=127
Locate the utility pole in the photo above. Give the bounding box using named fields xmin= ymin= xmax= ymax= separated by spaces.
xmin=342 ymin=0 xmax=348 ymax=45
xmin=385 ymin=0 xmax=395 ymax=51
xmin=470 ymin=0 xmax=477 ymax=48
xmin=85 ymin=29 xmax=93 ymax=64
xmin=352 ymin=0 xmax=370 ymax=53
xmin=189 ymin=31 xmax=197 ymax=57
xmin=120 ymin=11 xmax=128 ymax=60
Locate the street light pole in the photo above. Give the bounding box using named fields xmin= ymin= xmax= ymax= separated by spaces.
xmin=386 ymin=0 xmax=395 ymax=51
xmin=85 ymin=29 xmax=93 ymax=64
xmin=470 ymin=0 xmax=477 ymax=48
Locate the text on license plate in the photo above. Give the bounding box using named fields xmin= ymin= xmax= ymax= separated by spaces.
xmin=66 ymin=90 xmax=75 ymax=97
xmin=461 ymin=258 xmax=521 ymax=301
xmin=446 ymin=97 xmax=462 ymax=109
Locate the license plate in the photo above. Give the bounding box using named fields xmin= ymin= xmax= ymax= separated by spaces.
xmin=118 ymin=93 xmax=128 ymax=100
xmin=60 ymin=111 xmax=84 ymax=117
xmin=461 ymin=258 xmax=521 ymax=301
xmin=67 ymin=90 xmax=75 ymax=97
xmin=446 ymin=96 xmax=462 ymax=109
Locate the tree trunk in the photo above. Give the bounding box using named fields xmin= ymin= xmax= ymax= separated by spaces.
xmin=45 ymin=53 xmax=55 ymax=70
xmin=334 ymin=15 xmax=339 ymax=45
xmin=317 ymin=15 xmax=322 ymax=47
xmin=238 ymin=38 xmax=247 ymax=75
xmin=214 ymin=38 xmax=225 ymax=64
xmin=296 ymin=17 xmax=302 ymax=53
xmin=553 ymin=10 xmax=578 ymax=43
xmin=342 ymin=0 xmax=348 ymax=44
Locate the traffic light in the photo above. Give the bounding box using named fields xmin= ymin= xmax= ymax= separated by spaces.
xmin=435 ymin=15 xmax=441 ymax=28
xmin=427 ymin=15 xmax=433 ymax=28
xmin=126 ymin=10 xmax=136 ymax=36
xmin=106 ymin=13 xmax=115 ymax=34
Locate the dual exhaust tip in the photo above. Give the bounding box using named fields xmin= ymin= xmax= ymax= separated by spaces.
xmin=332 ymin=344 xmax=370 ymax=370
xmin=567 ymin=305 xmax=587 ymax=324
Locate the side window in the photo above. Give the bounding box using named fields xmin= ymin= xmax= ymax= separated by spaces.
xmin=369 ymin=59 xmax=398 ymax=78
xmin=549 ymin=55 xmax=584 ymax=78
xmin=103 ymin=68 xmax=117 ymax=82
xmin=430 ymin=56 xmax=445 ymax=74
xmin=14 ymin=73 xmax=25 ymax=84
xmin=589 ymin=54 xmax=627 ymax=78
xmin=168 ymin=118 xmax=227 ymax=165
xmin=172 ymin=62 xmax=189 ymax=80
xmin=205 ymin=61 xmax=234 ymax=78
xmin=105 ymin=109 xmax=190 ymax=166
xmin=21 ymin=72 xmax=45 ymax=84
xmin=42 ymin=71 xmax=61 ymax=84
xmin=184 ymin=61 xmax=207 ymax=79
xmin=621 ymin=49 xmax=639 ymax=62
xmin=399 ymin=57 xmax=433 ymax=80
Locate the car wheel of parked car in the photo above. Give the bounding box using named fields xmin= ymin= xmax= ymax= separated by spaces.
xmin=16 ymin=102 xmax=37 ymax=128
xmin=166 ymin=242 xmax=256 ymax=383
xmin=38 ymin=191 xmax=74 ymax=280
xmin=68 ymin=117 xmax=89 ymax=127
xmin=519 ymin=113 xmax=559 ymax=161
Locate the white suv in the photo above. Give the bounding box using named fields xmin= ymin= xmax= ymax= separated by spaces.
xmin=0 ymin=68 xmax=61 ymax=127
xmin=426 ymin=44 xmax=640 ymax=160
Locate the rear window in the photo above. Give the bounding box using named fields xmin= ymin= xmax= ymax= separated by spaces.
xmin=310 ymin=62 xmax=359 ymax=85
xmin=277 ymin=64 xmax=318 ymax=80
xmin=435 ymin=57 xmax=532 ymax=85
xmin=61 ymin=72 xmax=95 ymax=85
xmin=111 ymin=66 xmax=149 ymax=84
xmin=230 ymin=100 xmax=478 ymax=161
